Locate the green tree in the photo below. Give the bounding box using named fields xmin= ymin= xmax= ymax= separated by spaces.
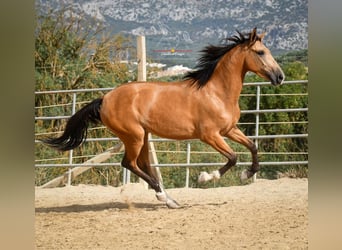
xmin=35 ymin=6 xmax=135 ymax=92
xmin=282 ymin=61 xmax=308 ymax=80
xmin=35 ymin=5 xmax=136 ymax=186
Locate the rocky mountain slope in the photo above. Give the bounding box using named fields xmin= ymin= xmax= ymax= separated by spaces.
xmin=37 ymin=0 xmax=308 ymax=66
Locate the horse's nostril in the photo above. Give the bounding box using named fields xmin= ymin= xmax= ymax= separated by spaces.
xmin=278 ymin=73 xmax=284 ymax=83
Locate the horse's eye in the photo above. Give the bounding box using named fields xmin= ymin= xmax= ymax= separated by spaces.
xmin=256 ymin=50 xmax=265 ymax=56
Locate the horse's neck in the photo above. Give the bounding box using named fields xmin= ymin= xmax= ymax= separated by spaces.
xmin=206 ymin=51 xmax=246 ymax=104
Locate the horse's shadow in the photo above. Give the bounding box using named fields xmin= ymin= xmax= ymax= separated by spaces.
xmin=35 ymin=201 xmax=228 ymax=213
xmin=35 ymin=202 xmax=166 ymax=213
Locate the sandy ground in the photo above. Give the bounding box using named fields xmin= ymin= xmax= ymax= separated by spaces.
xmin=35 ymin=178 xmax=308 ymax=249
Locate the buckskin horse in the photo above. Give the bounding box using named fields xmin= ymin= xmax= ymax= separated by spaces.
xmin=43 ymin=28 xmax=284 ymax=208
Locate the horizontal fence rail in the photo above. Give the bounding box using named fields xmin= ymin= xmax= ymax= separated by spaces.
xmin=35 ymin=80 xmax=308 ymax=186
xmin=35 ymin=161 xmax=309 ymax=168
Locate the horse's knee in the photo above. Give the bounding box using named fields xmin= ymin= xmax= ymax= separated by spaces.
xmin=228 ymin=153 xmax=237 ymax=166
xmin=217 ymin=152 xmax=237 ymax=177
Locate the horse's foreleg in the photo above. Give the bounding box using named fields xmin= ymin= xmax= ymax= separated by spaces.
xmin=226 ymin=126 xmax=259 ymax=181
xmin=198 ymin=133 xmax=237 ymax=183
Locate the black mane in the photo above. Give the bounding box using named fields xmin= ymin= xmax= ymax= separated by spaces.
xmin=184 ymin=29 xmax=260 ymax=88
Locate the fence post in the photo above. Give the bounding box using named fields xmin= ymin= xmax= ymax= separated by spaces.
xmin=67 ymin=93 xmax=77 ymax=186
xmin=253 ymin=85 xmax=261 ymax=182
xmin=185 ymin=143 xmax=191 ymax=188
xmin=137 ymin=35 xmax=147 ymax=81
xmin=123 ymin=168 xmax=131 ymax=184
xmin=136 ymin=35 xmax=163 ymax=187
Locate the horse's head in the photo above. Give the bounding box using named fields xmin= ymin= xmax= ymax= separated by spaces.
xmin=243 ymin=28 xmax=285 ymax=85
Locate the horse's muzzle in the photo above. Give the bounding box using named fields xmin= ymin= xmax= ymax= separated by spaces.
xmin=270 ymin=69 xmax=285 ymax=86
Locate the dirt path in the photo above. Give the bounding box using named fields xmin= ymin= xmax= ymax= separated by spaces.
xmin=35 ymin=178 xmax=308 ymax=249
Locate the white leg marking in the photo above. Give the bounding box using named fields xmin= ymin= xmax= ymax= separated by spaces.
xmin=155 ymin=190 xmax=167 ymax=202
xmin=198 ymin=170 xmax=221 ymax=183
xmin=198 ymin=171 xmax=213 ymax=183
xmin=156 ymin=187 xmax=181 ymax=208
xmin=240 ymin=169 xmax=249 ymax=181
xmin=211 ymin=170 xmax=221 ymax=180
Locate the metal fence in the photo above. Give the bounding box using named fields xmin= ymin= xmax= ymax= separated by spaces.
xmin=35 ymin=80 xmax=308 ymax=186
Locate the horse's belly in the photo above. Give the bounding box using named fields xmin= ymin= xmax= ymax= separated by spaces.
xmin=143 ymin=111 xmax=197 ymax=140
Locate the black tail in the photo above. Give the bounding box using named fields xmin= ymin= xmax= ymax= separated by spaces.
xmin=42 ymin=98 xmax=103 ymax=151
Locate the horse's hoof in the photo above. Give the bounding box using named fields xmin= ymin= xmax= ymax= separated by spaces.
xmin=198 ymin=171 xmax=211 ymax=183
xmin=156 ymin=191 xmax=167 ymax=202
xmin=241 ymin=170 xmax=249 ymax=181
xmin=240 ymin=169 xmax=253 ymax=181
xmin=166 ymin=198 xmax=181 ymax=209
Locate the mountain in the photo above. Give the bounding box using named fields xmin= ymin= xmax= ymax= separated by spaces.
xmin=37 ymin=0 xmax=308 ymax=67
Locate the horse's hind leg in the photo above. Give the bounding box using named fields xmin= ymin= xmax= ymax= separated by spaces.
xmin=226 ymin=126 xmax=259 ymax=181
xmin=137 ymin=133 xmax=180 ymax=209
xmin=137 ymin=133 xmax=160 ymax=183
xmin=120 ymin=133 xmax=162 ymax=193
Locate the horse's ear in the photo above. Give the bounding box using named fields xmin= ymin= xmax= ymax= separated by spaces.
xmin=249 ymin=27 xmax=257 ymax=43
xmin=259 ymin=32 xmax=266 ymax=41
